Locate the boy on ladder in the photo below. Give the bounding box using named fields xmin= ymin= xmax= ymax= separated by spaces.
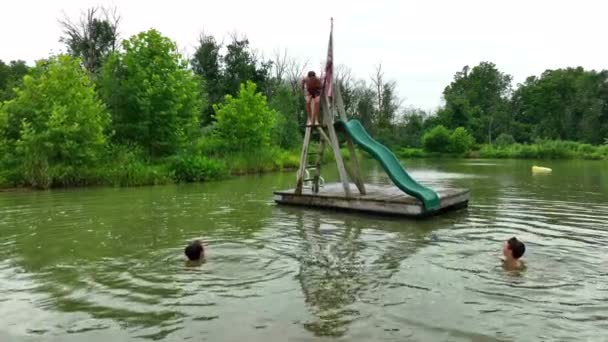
xmin=302 ymin=71 xmax=322 ymax=126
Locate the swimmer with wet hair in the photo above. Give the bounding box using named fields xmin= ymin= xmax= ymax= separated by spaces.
xmin=184 ymin=240 xmax=205 ymax=264
xmin=502 ymin=237 xmax=526 ymax=270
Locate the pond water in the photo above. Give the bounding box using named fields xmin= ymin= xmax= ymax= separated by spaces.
xmin=1 ymin=158 xmax=607 ymax=341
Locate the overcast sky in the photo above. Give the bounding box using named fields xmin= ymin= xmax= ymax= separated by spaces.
xmin=1 ymin=0 xmax=606 ymax=110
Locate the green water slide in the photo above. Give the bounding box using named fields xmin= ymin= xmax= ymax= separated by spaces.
xmin=335 ymin=119 xmax=440 ymax=211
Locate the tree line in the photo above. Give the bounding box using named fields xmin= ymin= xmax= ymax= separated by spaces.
xmin=1 ymin=7 xmax=607 ymax=188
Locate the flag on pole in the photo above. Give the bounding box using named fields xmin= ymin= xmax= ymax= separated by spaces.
xmin=323 ymin=18 xmax=334 ymax=99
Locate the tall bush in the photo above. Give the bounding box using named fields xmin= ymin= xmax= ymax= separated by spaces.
xmin=422 ymin=125 xmax=451 ymax=152
xmin=0 ymin=55 xmax=109 ymax=188
xmin=100 ymin=29 xmax=203 ymax=158
xmin=212 ymin=81 xmax=277 ymax=153
xmin=449 ymin=127 xmax=474 ymax=153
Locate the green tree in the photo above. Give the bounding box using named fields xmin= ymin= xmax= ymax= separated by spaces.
xmin=439 ymin=62 xmax=512 ymax=143
xmin=268 ymin=85 xmax=301 ymax=149
xmin=337 ymin=75 xmax=355 ymax=117
xmin=59 ymin=6 xmax=120 ymax=74
xmin=449 ymin=127 xmax=474 ymax=153
xmin=422 ymin=125 xmax=451 ymax=152
xmin=369 ymin=64 xmax=401 ymax=130
xmin=0 ymin=60 xmax=29 ymax=102
xmin=372 ymin=80 xmax=402 ymax=146
xmin=100 ymin=29 xmax=203 ymax=158
xmin=511 ymin=68 xmax=608 ymax=144
xmin=223 ymin=36 xmax=272 ymax=98
xmin=0 ymin=55 xmax=110 ymax=188
xmin=377 ymin=81 xmax=400 ymax=129
xmin=191 ymin=33 xmax=222 ymax=124
xmin=396 ymin=108 xmax=427 ymax=148
xmin=212 ymin=81 xmax=277 ymax=152
xmin=350 ymin=81 xmax=377 ymax=132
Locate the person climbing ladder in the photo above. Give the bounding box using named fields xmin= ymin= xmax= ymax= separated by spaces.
xmin=302 ymin=71 xmax=322 ymax=126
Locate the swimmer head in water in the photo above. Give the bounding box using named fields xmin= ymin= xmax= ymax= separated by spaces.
xmin=184 ymin=240 xmax=204 ymax=261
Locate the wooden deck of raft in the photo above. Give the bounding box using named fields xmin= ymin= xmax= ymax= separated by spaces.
xmin=273 ymin=183 xmax=469 ymax=217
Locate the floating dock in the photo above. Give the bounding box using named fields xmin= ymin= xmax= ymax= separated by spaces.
xmin=274 ymin=183 xmax=469 ymax=218
xmin=278 ymin=19 xmax=470 ymax=218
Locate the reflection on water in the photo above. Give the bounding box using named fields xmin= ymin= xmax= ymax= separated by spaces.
xmin=1 ymin=158 xmax=608 ymax=341
xmin=289 ymin=209 xmax=431 ymax=338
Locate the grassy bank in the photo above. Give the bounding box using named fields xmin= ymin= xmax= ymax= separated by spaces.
xmin=4 ymin=139 xmax=606 ymax=191
xmin=220 ymin=148 xmax=301 ymax=175
xmin=0 ymin=147 xmax=304 ymax=190
xmin=397 ymin=141 xmax=608 ymax=160
xmin=0 ymin=143 xmax=371 ymax=191
xmin=477 ymin=141 xmax=608 ymax=160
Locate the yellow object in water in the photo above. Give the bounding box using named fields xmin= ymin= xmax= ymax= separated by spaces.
xmin=532 ymin=165 xmax=552 ymax=173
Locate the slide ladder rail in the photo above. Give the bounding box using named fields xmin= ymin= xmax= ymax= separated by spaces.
xmin=335 ymin=119 xmax=440 ymax=211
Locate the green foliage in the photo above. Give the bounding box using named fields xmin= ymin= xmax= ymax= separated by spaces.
xmin=5 ymin=22 xmax=608 ymax=191
xmin=350 ymin=82 xmax=376 ymax=131
xmin=278 ymin=149 xmax=301 ymax=168
xmin=191 ymin=34 xmax=273 ymax=124
xmin=397 ymin=140 xmax=608 ymax=160
xmin=0 ymin=60 xmax=29 ymax=102
xmin=0 ymin=108 xmax=8 ymax=160
xmin=15 ymin=144 xmax=174 ymax=188
xmin=37 ymin=162 xmax=170 ymax=188
xmin=418 ymin=126 xmax=474 ymax=154
xmin=449 ymin=127 xmax=474 ymax=153
xmin=511 ymin=68 xmax=608 ymax=144
xmin=100 ymin=29 xmax=203 ymax=158
xmin=396 ymin=148 xmax=431 ymax=158
xmin=212 ymin=81 xmax=277 ymax=153
xmin=494 ymin=133 xmax=516 ymax=147
xmin=169 ymin=155 xmax=227 ymax=182
xmin=478 ymin=140 xmax=608 ymax=160
xmin=191 ymin=34 xmax=222 ymax=124
xmin=372 ymin=126 xmax=399 ymax=148
xmin=268 ymin=85 xmax=301 ymax=149
xmin=95 ymin=144 xmax=173 ymax=186
xmin=411 ymin=64 xmax=607 ymax=151
xmin=104 ymin=162 xmax=172 ymax=187
xmin=422 ymin=125 xmax=451 ymax=152
xmin=222 ymin=147 xmax=299 ymax=174
xmin=0 ymin=55 xmax=110 ymax=188
xmin=222 ymin=37 xmax=272 ymax=98
xmin=395 ymin=109 xmax=426 ymax=148
xmin=377 ymin=81 xmax=400 ymax=129
xmin=438 ymin=62 xmax=512 ymax=143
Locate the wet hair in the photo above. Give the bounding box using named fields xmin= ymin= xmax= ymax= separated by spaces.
xmin=507 ymin=237 xmax=525 ymax=259
xmin=307 ymin=71 xmax=316 ymax=78
xmin=184 ymin=240 xmax=204 ymax=261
